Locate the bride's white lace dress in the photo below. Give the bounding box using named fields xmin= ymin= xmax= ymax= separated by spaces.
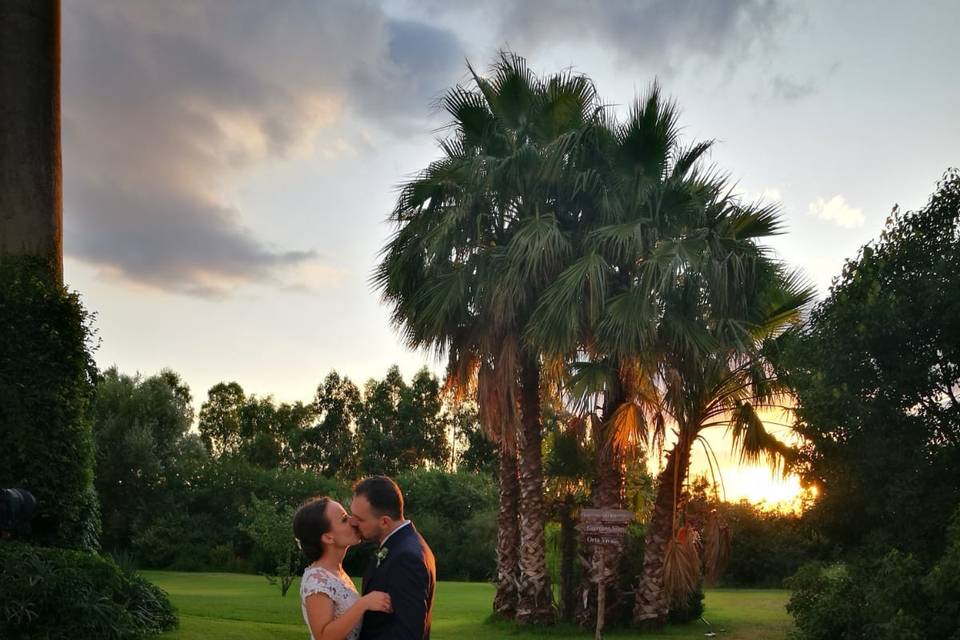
xmin=300 ymin=565 xmax=361 ymax=640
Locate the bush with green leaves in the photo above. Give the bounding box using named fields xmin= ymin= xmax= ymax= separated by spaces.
xmin=0 ymin=257 xmax=100 ymax=549
xmin=786 ymin=506 xmax=960 ymax=640
xmin=719 ymin=501 xmax=823 ymax=588
xmin=395 ymin=469 xmax=498 ymax=580
xmin=132 ymin=456 xmax=347 ymax=571
xmin=0 ymin=541 xmax=176 ymax=639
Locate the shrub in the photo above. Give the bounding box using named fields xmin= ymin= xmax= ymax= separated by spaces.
xmin=132 ymin=457 xmax=347 ymax=571
xmin=719 ymin=501 xmax=823 ymax=588
xmin=785 ymin=523 xmax=960 ymax=640
xmin=396 ymin=469 xmax=498 ymax=581
xmin=0 ymin=541 xmax=176 ymax=639
xmin=0 ymin=257 xmax=100 ymax=549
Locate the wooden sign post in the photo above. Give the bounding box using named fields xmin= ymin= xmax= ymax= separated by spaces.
xmin=577 ymin=508 xmax=633 ymax=640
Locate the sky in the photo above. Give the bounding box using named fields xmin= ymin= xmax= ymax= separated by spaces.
xmin=59 ymin=1 xmax=960 ymax=507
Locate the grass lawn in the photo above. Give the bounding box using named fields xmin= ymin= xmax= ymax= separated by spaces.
xmin=144 ymin=571 xmax=792 ymax=640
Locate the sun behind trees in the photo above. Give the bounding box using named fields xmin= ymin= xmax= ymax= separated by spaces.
xmin=374 ymin=51 xmax=814 ymax=631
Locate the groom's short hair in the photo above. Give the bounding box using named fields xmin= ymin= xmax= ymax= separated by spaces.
xmin=354 ymin=475 xmax=404 ymax=520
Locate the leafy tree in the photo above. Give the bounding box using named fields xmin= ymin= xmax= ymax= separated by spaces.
xmin=375 ymin=52 xmax=602 ymax=623
xmin=453 ymin=402 xmax=497 ymax=475
xmin=198 ymin=382 xmax=246 ymax=456
xmin=780 ymin=169 xmax=960 ymax=559
xmin=395 ymin=469 xmax=499 ymax=580
xmin=357 ymin=366 xmax=450 ymax=476
xmin=241 ymin=495 xmax=298 ymax=596
xmin=198 ymin=382 xmax=313 ymax=470
xmin=541 ymin=402 xmax=592 ymax=622
xmin=91 ymin=367 xmax=193 ymax=550
xmin=290 ymin=371 xmax=360 ymax=477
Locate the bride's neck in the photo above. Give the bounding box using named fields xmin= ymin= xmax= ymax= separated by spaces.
xmin=316 ymin=545 xmax=347 ymax=572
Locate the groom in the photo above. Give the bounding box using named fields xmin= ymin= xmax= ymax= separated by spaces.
xmin=350 ymin=475 xmax=436 ymax=640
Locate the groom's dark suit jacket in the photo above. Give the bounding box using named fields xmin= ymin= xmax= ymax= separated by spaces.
xmin=360 ymin=522 xmax=436 ymax=640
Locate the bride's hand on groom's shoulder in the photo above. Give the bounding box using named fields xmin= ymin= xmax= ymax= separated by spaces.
xmin=361 ymin=591 xmax=393 ymax=614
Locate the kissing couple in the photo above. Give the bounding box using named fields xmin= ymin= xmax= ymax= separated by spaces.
xmin=294 ymin=475 xmax=436 ymax=640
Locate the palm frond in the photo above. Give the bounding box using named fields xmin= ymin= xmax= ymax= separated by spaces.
xmin=662 ymin=525 xmax=701 ymax=607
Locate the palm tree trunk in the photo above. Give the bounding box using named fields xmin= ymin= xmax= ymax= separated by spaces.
xmin=558 ymin=494 xmax=577 ymax=622
xmin=493 ymin=446 xmax=521 ymax=619
xmin=0 ymin=0 xmax=63 ymax=282
xmin=632 ymin=439 xmax=693 ymax=628
xmin=515 ymin=355 xmax=555 ymax=624
xmin=576 ymin=383 xmax=628 ymax=628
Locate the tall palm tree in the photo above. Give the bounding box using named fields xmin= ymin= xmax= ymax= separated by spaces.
xmin=528 ymin=84 xmax=813 ymax=628
xmin=374 ymin=52 xmax=601 ymax=624
xmin=527 ymin=84 xmax=714 ymax=627
xmin=0 ymin=0 xmax=63 ymax=282
xmin=624 ymin=215 xmax=814 ymax=627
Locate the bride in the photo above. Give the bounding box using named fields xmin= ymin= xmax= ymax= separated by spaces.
xmin=294 ymin=496 xmax=392 ymax=640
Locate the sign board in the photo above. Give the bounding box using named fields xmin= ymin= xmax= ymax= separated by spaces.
xmin=577 ymin=508 xmax=633 ymax=546
xmin=580 ymin=508 xmax=634 ymax=524
xmin=577 ymin=509 xmax=635 ymax=640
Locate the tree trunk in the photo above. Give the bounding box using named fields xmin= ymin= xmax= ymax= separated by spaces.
xmin=515 ymin=355 xmax=555 ymax=624
xmin=493 ymin=446 xmax=521 ymax=619
xmin=0 ymin=0 xmax=63 ymax=282
xmin=576 ymin=384 xmax=628 ymax=628
xmin=558 ymin=494 xmax=577 ymax=622
xmin=632 ymin=439 xmax=692 ymax=629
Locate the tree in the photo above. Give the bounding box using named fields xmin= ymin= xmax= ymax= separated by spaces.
xmin=627 ymin=259 xmax=812 ymax=627
xmin=356 ymin=366 xmax=451 ymax=476
xmin=198 ymin=382 xmax=246 ymax=456
xmin=375 ymin=52 xmax=602 ymax=623
xmin=290 ymin=371 xmax=360 ymax=477
xmin=453 ymin=402 xmax=498 ymax=475
xmin=541 ymin=402 xmax=592 ymax=621
xmin=780 ymin=168 xmax=960 ymax=559
xmin=523 ymin=82 xmax=803 ymax=627
xmin=198 ymin=383 xmax=309 ymax=469
xmin=91 ymin=367 xmax=193 ymax=550
xmin=241 ymin=496 xmax=298 ymax=596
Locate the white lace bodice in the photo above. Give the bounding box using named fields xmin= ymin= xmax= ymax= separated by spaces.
xmin=300 ymin=565 xmax=361 ymax=640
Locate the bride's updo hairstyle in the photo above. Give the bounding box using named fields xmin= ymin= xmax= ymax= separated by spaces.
xmin=293 ymin=496 xmax=333 ymax=562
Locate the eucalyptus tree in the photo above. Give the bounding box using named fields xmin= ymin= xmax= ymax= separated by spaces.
xmin=374 ymin=53 xmax=602 ymax=623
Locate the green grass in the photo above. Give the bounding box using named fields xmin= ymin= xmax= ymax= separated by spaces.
xmin=144 ymin=571 xmax=792 ymax=640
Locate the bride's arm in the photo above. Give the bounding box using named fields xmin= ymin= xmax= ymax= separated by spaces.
xmin=305 ymin=591 xmax=391 ymax=640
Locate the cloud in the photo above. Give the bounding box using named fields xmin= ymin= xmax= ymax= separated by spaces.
xmin=771 ymin=74 xmax=817 ymax=102
xmin=420 ymin=0 xmax=791 ymax=73
xmin=61 ymin=1 xmax=464 ymax=296
xmin=808 ymin=195 xmax=865 ymax=229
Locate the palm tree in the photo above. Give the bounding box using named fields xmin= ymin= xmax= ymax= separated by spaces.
xmin=528 ymin=84 xmax=814 ymax=628
xmin=374 ymin=52 xmax=602 ymax=624
xmin=527 ymin=84 xmax=714 ymax=627
xmin=0 ymin=0 xmax=63 ymax=282
xmin=623 ymin=203 xmax=814 ymax=627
